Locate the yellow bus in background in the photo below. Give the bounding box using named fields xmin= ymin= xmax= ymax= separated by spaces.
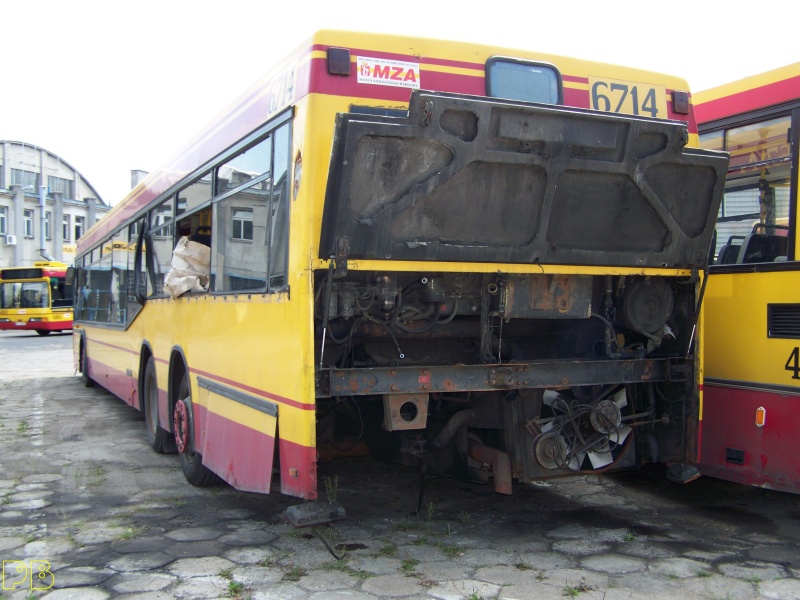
xmin=696 ymin=63 xmax=800 ymax=493
xmin=72 ymin=31 xmax=727 ymax=511
xmin=0 ymin=261 xmax=73 ymax=335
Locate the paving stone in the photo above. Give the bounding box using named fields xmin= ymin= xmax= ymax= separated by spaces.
xmin=166 ymin=540 xmax=226 ymax=558
xmin=361 ymin=573 xmax=428 ymax=596
xmin=168 ymin=556 xmax=236 ymax=577
xmin=250 ymin=582 xmax=308 ymax=599
xmin=218 ymin=529 xmax=277 ymax=546
xmin=223 ymin=546 xmax=276 ymax=565
xmin=40 ymin=588 xmax=111 ymax=599
xmin=458 ymin=547 xmax=516 ymax=568
xmin=759 ymin=578 xmax=800 ymax=600
xmin=678 ymin=574 xmax=761 ymax=599
xmin=0 ymin=536 xmax=27 ymax=552
xmin=230 ymin=565 xmax=284 ymax=587
xmin=307 ymin=592 xmax=377 ymax=600
xmin=580 ymin=553 xmax=647 ymax=574
xmin=73 ymin=525 xmax=132 ymax=545
xmin=536 ymin=567 xmax=609 ymax=591
xmin=23 ymin=538 xmax=75 ymax=556
xmin=347 ymin=555 xmax=402 ymax=576
xmin=426 ymin=578 xmax=501 ymax=600
xmin=111 ymin=535 xmax=175 ymax=554
xmin=296 ymin=569 xmax=361 ymax=591
xmin=474 ymin=564 xmax=551 ymax=586
xmin=496 ymin=582 xmax=566 ymax=600
xmin=164 ymin=526 xmax=222 ymax=541
xmin=748 ymin=544 xmax=800 ymax=569
xmin=106 ymin=552 xmax=174 ymax=572
xmin=22 ymin=474 xmax=63 ymax=484
xmin=617 ymin=541 xmax=678 ymax=559
xmin=718 ymin=561 xmax=787 ymax=581
xmin=169 ymin=574 xmax=229 ymax=599
xmin=108 ymin=571 xmax=178 ymax=593
xmin=49 ymin=566 xmax=115 ymax=587
xmin=552 ymin=538 xmax=610 ymax=556
xmin=648 ymin=557 xmax=713 ymax=578
xmin=418 ymin=559 xmax=472 ymax=580
xmin=115 ymin=593 xmax=175 ymax=600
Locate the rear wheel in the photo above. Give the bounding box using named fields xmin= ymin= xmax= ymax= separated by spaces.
xmin=36 ymin=330 xmax=51 ymax=336
xmin=174 ymin=372 xmax=220 ymax=486
xmin=80 ymin=344 xmax=94 ymax=388
xmin=143 ymin=357 xmax=172 ymax=453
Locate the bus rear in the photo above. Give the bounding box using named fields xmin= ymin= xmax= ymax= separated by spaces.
xmin=0 ymin=261 xmax=73 ymax=335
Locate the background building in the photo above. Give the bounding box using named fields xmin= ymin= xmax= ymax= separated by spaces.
xmin=0 ymin=140 xmax=110 ymax=268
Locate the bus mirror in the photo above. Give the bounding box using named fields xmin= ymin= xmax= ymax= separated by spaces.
xmin=65 ymin=266 xmax=76 ymax=286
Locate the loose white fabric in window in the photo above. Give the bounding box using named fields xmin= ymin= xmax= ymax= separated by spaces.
xmin=164 ymin=236 xmax=210 ymax=297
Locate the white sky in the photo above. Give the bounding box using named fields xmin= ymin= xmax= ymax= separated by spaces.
xmin=2 ymin=0 xmax=798 ymax=206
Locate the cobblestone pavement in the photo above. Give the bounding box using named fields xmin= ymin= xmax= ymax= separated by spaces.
xmin=1 ymin=331 xmax=799 ymax=600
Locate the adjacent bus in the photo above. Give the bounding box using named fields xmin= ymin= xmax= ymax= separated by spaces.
xmin=72 ymin=31 xmax=727 ymax=508
xmin=695 ymin=63 xmax=800 ymax=493
xmin=0 ymin=261 xmax=74 ymax=335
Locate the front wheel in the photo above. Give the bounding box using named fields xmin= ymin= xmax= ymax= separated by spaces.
xmin=36 ymin=330 xmax=51 ymax=336
xmin=174 ymin=373 xmax=220 ymax=487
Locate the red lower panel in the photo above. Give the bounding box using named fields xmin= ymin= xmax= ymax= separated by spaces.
xmin=278 ymin=438 xmax=318 ymax=500
xmin=700 ymin=385 xmax=800 ymax=494
xmin=87 ymin=356 xmax=135 ymax=407
xmin=193 ymin=403 xmax=276 ymax=495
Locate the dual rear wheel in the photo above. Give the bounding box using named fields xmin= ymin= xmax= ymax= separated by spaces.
xmin=141 ymin=356 xmax=218 ymax=486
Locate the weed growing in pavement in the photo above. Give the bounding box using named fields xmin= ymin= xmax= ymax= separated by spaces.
xmin=400 ymin=558 xmax=420 ymax=576
xmin=321 ymin=559 xmax=373 ymax=580
xmin=696 ymin=569 xmax=713 ymax=578
xmin=562 ymin=578 xmax=594 ymax=597
xmin=514 ymin=561 xmax=533 ymax=570
xmin=227 ymin=580 xmax=245 ymax=597
xmin=376 ymin=543 xmax=397 ymax=557
xmin=282 ymin=565 xmax=306 ymax=581
xmin=324 ymin=475 xmax=339 ymax=504
xmin=114 ymin=525 xmax=145 ymax=541
xmin=17 ymin=420 xmax=29 ymax=434
xmin=623 ymin=528 xmax=638 ymax=542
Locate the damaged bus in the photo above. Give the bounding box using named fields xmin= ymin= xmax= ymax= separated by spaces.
xmin=71 ymin=31 xmax=728 ymax=511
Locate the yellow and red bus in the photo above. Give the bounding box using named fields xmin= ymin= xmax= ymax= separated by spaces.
xmin=71 ymin=31 xmax=727 ymax=509
xmin=0 ymin=261 xmax=73 ymax=335
xmin=696 ymin=63 xmax=800 ymax=493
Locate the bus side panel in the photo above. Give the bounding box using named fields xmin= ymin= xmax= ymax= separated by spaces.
xmin=192 ymin=394 xmax=277 ymax=494
xmin=701 ymin=385 xmax=800 ymax=494
xmin=82 ymin=331 xmax=138 ymax=407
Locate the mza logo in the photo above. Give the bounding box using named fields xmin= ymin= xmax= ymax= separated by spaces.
xmin=2 ymin=560 xmax=55 ymax=590
xmin=356 ymin=57 xmax=420 ymax=89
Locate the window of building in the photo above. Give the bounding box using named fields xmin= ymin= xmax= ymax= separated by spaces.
xmin=24 ymin=209 xmax=34 ymax=238
xmin=231 ymin=208 xmax=253 ymax=241
xmin=48 ymin=176 xmax=74 ymax=199
xmin=45 ymin=211 xmax=52 ymax=240
xmin=0 ymin=207 xmax=7 ymax=235
xmin=11 ymin=169 xmax=37 ymax=189
xmin=63 ymin=214 xmax=71 ymax=241
xmin=75 ymin=216 xmax=85 ymax=240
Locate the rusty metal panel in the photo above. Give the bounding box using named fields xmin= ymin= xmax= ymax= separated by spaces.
xmin=504 ymin=274 xmax=592 ymax=319
xmin=320 ymin=358 xmax=680 ymax=397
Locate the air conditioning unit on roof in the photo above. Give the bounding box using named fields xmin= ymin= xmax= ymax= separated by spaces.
xmin=4 ymin=234 xmax=17 ymax=246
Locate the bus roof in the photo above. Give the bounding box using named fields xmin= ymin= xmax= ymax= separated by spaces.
xmin=79 ymin=30 xmax=695 ymax=254
xmin=694 ymin=62 xmax=800 ymax=124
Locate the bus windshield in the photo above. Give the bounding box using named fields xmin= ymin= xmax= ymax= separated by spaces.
xmin=0 ymin=281 xmax=49 ymax=309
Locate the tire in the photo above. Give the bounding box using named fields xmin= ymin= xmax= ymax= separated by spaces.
xmin=80 ymin=344 xmax=94 ymax=388
xmin=143 ymin=356 xmax=172 ymax=453
xmin=36 ymin=330 xmax=51 ymax=336
xmin=174 ymin=372 xmax=220 ymax=487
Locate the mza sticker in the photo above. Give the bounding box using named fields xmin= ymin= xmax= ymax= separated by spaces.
xmin=357 ymin=57 xmax=420 ymax=89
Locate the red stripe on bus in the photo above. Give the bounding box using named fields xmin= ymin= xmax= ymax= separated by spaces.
xmin=696 ymin=75 xmax=800 ymax=123
xmin=82 ymin=337 xmax=310 ymax=412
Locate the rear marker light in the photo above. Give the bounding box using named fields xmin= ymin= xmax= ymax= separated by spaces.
xmin=673 ymin=91 xmax=690 ymax=114
xmin=755 ymin=406 xmax=766 ymax=428
xmin=327 ymin=48 xmax=351 ymax=76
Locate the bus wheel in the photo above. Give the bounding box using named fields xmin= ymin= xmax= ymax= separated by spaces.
xmin=80 ymin=344 xmax=94 ymax=388
xmin=36 ymin=330 xmax=51 ymax=336
xmin=143 ymin=357 xmax=171 ymax=453
xmin=174 ymin=373 xmax=220 ymax=487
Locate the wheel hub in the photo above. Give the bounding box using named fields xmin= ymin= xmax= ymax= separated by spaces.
xmin=174 ymin=399 xmax=190 ymax=454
